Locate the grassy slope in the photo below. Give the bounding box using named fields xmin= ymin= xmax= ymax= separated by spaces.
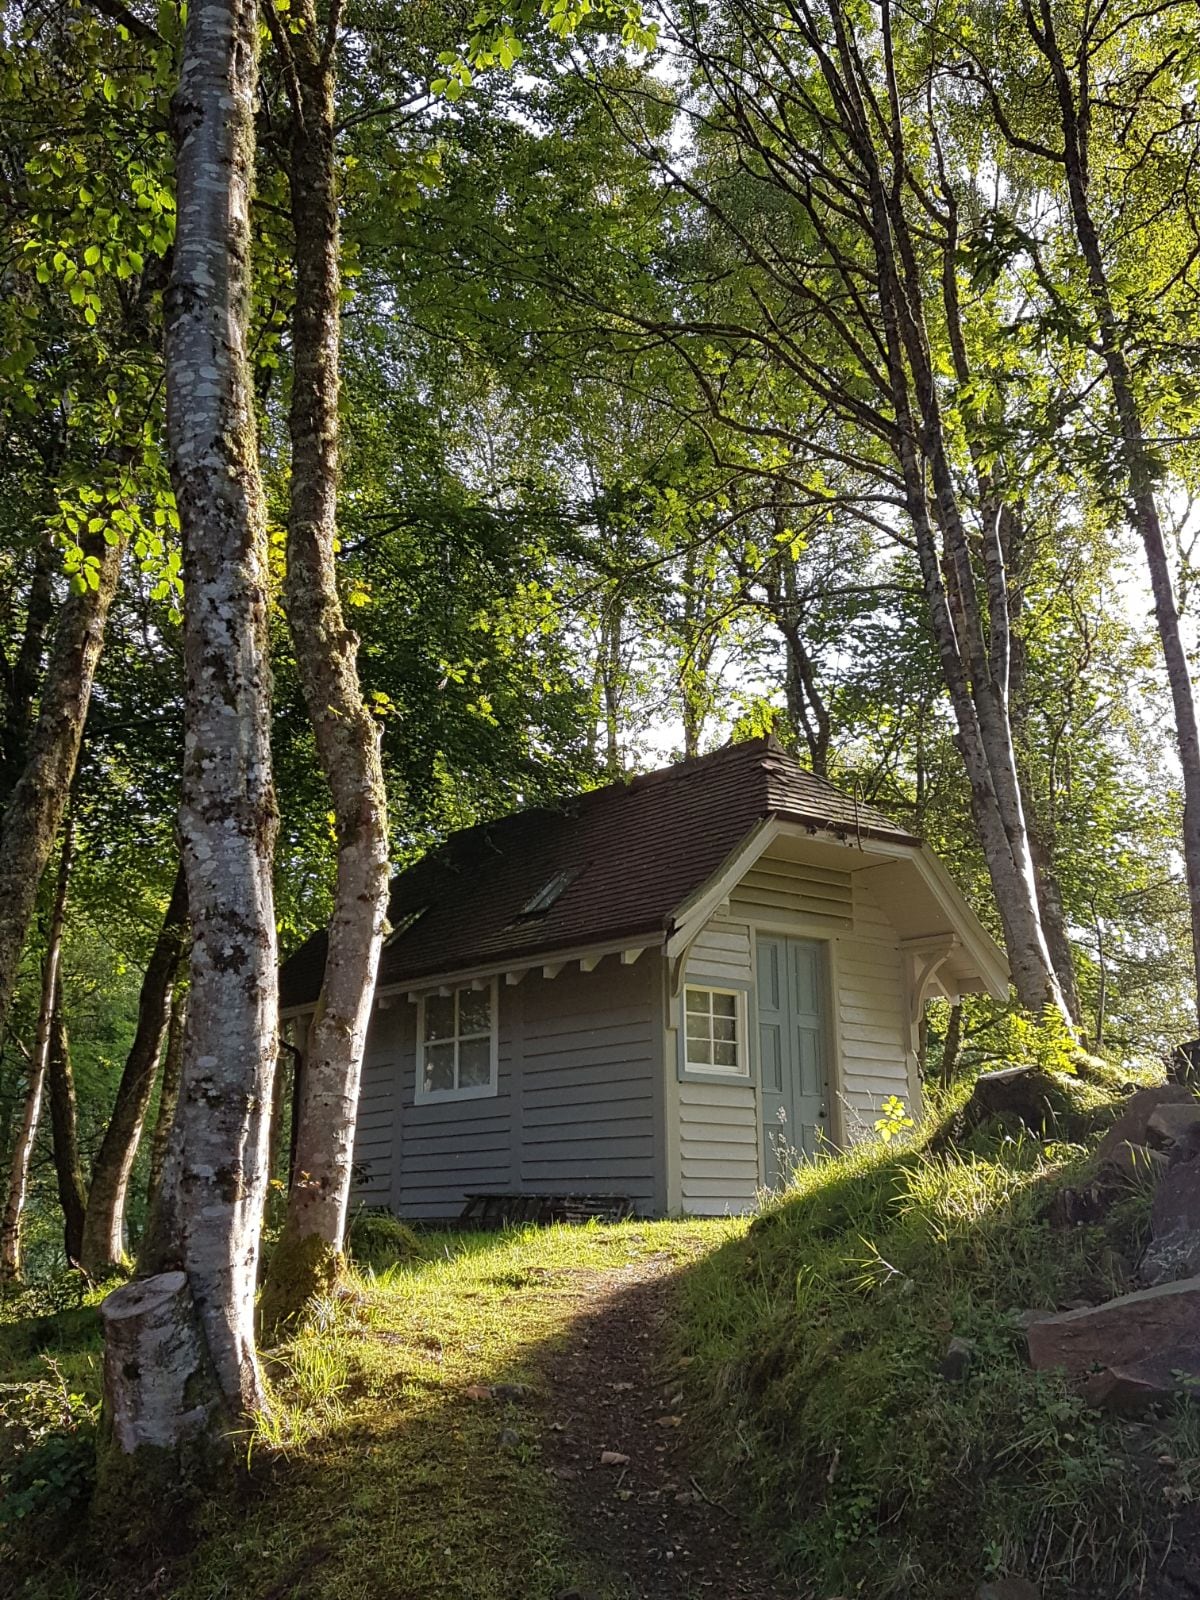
xmin=672 ymin=1085 xmax=1200 ymax=1598
xmin=1 ymin=1221 xmax=739 ymax=1600
xmin=5 ymin=1074 xmax=1200 ymax=1599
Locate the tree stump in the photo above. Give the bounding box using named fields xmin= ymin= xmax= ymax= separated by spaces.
xmin=94 ymin=1272 xmax=228 ymax=1543
xmin=99 ymin=1271 xmax=219 ymax=1453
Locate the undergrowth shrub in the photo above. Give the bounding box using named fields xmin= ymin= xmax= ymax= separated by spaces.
xmin=0 ymin=1362 xmax=97 ymax=1554
xmin=347 ymin=1210 xmax=425 ymax=1273
xmin=675 ymin=1084 xmax=1188 ymax=1598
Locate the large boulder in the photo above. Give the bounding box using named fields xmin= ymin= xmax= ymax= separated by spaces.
xmin=1145 ymin=1101 xmax=1200 ymax=1165
xmin=1141 ymin=1155 xmax=1200 ymax=1286
xmin=1094 ymin=1085 xmax=1196 ymax=1162
xmin=1026 ymin=1277 xmax=1200 ymax=1407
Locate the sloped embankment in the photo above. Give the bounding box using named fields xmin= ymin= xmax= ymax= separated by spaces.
xmin=671 ymin=1069 xmax=1200 ymax=1600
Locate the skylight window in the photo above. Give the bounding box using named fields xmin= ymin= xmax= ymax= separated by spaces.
xmin=384 ymin=905 xmax=428 ymax=945
xmin=519 ymin=868 xmax=579 ymax=917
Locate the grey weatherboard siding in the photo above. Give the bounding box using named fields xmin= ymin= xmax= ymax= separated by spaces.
xmin=350 ymin=956 xmax=666 ymax=1220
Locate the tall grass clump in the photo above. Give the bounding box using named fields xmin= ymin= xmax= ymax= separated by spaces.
xmin=674 ymin=1084 xmax=1191 ymax=1598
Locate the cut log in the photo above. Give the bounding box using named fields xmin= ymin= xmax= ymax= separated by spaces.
xmin=99 ymin=1272 xmax=221 ymax=1453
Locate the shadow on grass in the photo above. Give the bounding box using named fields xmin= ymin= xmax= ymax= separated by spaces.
xmin=6 ymin=1120 xmax=1200 ymax=1600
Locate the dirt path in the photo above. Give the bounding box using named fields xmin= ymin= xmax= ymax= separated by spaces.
xmin=534 ymin=1253 xmax=800 ymax=1600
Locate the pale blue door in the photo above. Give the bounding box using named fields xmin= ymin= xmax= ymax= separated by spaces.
xmin=757 ymin=936 xmax=829 ymax=1186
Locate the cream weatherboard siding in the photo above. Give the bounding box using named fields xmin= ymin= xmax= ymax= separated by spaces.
xmin=837 ymin=877 xmax=913 ymax=1137
xmin=728 ymin=859 xmax=853 ymax=932
xmin=346 ymin=957 xmax=665 ymax=1220
xmin=669 ymin=875 xmax=914 ymax=1217
xmin=673 ymin=920 xmax=760 ymax=1216
xmin=677 ymin=1081 xmax=760 ymax=1216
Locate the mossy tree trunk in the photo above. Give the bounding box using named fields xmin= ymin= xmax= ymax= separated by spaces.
xmin=81 ymin=865 xmax=187 ymax=1276
xmin=258 ymin=0 xmax=390 ymax=1339
xmin=98 ymin=0 xmax=278 ymax=1479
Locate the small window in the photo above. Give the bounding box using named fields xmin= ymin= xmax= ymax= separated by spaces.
xmin=685 ymin=987 xmax=747 ymax=1075
xmin=519 ymin=868 xmax=579 ymax=916
xmin=416 ymin=981 xmax=498 ymax=1102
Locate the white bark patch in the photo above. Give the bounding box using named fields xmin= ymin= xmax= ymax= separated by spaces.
xmin=100 ymin=1273 xmax=220 ymax=1451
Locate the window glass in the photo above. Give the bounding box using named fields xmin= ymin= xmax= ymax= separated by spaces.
xmin=419 ymin=984 xmax=496 ymax=1098
xmin=424 ymin=992 xmax=455 ymax=1042
xmin=423 ymin=1040 xmax=455 ymax=1095
xmin=458 ymin=988 xmax=492 ymax=1036
xmin=684 ymin=987 xmax=744 ymax=1074
xmin=458 ymin=1038 xmax=491 ymax=1088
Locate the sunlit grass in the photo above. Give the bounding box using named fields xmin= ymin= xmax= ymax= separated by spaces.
xmin=172 ymin=1219 xmax=741 ymax=1600
xmin=670 ymin=1092 xmax=1186 ymax=1599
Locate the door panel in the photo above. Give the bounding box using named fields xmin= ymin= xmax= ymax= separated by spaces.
xmin=757 ymin=936 xmax=829 ymax=1187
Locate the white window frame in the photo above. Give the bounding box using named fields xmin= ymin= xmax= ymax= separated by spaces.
xmin=682 ymin=984 xmax=750 ymax=1077
xmin=415 ymin=978 xmax=500 ymax=1103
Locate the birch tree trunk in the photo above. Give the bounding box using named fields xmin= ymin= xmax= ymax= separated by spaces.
xmin=0 ymin=817 xmax=72 ymax=1282
xmin=1020 ymin=0 xmax=1200 ymax=1026
xmin=939 ymin=212 xmax=1079 ymax=1018
xmin=100 ymin=0 xmax=278 ymax=1463
xmin=811 ymin=0 xmax=1069 ymax=1020
xmin=0 ymin=524 xmax=125 ymax=1064
xmin=81 ymin=866 xmax=187 ymax=1276
xmin=47 ymin=971 xmax=87 ymax=1266
xmin=258 ymin=0 xmax=390 ymax=1336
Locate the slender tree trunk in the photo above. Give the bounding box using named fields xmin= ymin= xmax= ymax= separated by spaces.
xmin=259 ymin=1 xmax=391 ymax=1335
xmin=940 ymin=216 xmax=1079 ymax=1018
xmin=0 ymin=817 xmax=72 ymax=1282
xmin=81 ymin=867 xmax=187 ymax=1276
xmin=47 ymin=971 xmax=87 ymax=1266
xmin=940 ymin=1001 xmax=963 ymax=1088
xmin=0 ymin=525 xmax=125 ymax=1064
xmin=821 ymin=0 xmax=1068 ymax=1020
xmin=1022 ymin=0 xmax=1200 ymax=1026
xmin=0 ymin=531 xmax=56 ymax=806
xmin=146 ymin=986 xmax=185 ymax=1221
xmin=102 ymin=0 xmax=279 ymax=1460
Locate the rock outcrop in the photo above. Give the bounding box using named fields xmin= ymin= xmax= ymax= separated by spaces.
xmin=1027 ymin=1277 xmax=1200 ymax=1410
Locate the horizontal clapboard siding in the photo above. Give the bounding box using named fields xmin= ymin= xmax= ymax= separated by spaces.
xmin=679 ymin=1080 xmax=759 ymax=1216
xmin=685 ymin=920 xmax=752 ymax=984
xmin=395 ymin=994 xmax=515 ymax=1221
xmin=836 ymin=934 xmax=910 ymax=1136
xmin=730 ymin=857 xmax=852 ymax=931
xmin=348 ymin=956 xmax=663 ymax=1220
xmin=519 ymin=962 xmax=658 ymax=1206
xmin=350 ymin=1008 xmax=404 ymax=1205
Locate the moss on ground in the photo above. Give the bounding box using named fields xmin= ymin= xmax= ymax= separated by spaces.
xmin=346 ymin=1208 xmax=424 ymax=1272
